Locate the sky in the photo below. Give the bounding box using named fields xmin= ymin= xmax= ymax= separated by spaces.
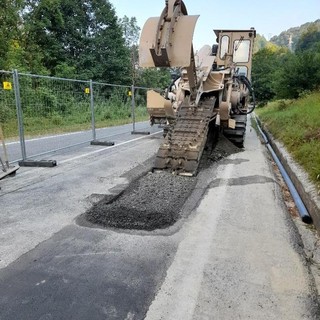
xmin=109 ymin=0 xmax=320 ymax=50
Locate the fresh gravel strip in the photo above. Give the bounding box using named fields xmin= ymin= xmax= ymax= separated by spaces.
xmin=85 ymin=171 xmax=197 ymax=231
xmin=84 ymin=134 xmax=241 ymax=231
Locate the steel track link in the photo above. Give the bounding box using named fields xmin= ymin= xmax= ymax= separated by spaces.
xmin=154 ymin=99 xmax=217 ymax=176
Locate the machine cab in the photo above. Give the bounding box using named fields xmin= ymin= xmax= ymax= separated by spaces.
xmin=214 ymin=29 xmax=256 ymax=79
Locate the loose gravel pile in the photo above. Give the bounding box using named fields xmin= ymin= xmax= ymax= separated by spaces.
xmin=84 ymin=134 xmax=241 ymax=231
xmin=200 ymin=134 xmax=242 ymax=167
xmin=85 ymin=171 xmax=197 ymax=231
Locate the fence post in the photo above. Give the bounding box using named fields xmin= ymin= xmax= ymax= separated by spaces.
xmin=13 ymin=69 xmax=27 ymax=161
xmin=89 ymin=80 xmax=96 ymax=141
xmin=89 ymin=80 xmax=114 ymax=147
xmin=131 ymin=84 xmax=136 ymax=133
xmin=131 ymin=85 xmax=150 ymax=135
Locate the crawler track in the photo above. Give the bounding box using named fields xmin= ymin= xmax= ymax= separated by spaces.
xmin=154 ymin=99 xmax=218 ymax=176
xmin=223 ymin=114 xmax=247 ymax=148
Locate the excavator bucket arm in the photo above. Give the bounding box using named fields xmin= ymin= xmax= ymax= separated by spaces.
xmin=139 ymin=0 xmax=199 ymax=68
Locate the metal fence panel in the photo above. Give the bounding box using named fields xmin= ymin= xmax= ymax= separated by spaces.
xmin=17 ymin=73 xmax=92 ymax=160
xmin=134 ymin=86 xmax=150 ymax=119
xmin=0 ymin=71 xmax=20 ymax=162
xmin=132 ymin=86 xmax=152 ymax=134
xmin=93 ymin=82 xmax=132 ymax=140
xmin=1 ymin=70 xmax=155 ymax=164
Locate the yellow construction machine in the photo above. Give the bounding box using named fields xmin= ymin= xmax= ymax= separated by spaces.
xmin=139 ymin=0 xmax=256 ymax=176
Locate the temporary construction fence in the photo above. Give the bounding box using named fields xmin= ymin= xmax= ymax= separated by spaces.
xmin=0 ymin=70 xmax=154 ymax=166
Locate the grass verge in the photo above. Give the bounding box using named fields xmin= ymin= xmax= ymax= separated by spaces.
xmin=1 ymin=107 xmax=149 ymax=140
xmin=255 ymin=92 xmax=320 ymax=192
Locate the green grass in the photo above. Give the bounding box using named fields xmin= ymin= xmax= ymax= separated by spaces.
xmin=1 ymin=106 xmax=149 ymax=140
xmin=256 ymin=92 xmax=320 ymax=191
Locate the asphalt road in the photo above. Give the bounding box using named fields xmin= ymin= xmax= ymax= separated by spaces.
xmin=0 ymin=120 xmax=319 ymax=319
xmin=4 ymin=121 xmax=158 ymax=163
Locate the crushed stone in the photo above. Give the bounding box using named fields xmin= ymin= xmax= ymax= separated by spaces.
xmin=85 ymin=171 xmax=196 ymax=231
xmin=84 ymin=133 xmax=242 ymax=231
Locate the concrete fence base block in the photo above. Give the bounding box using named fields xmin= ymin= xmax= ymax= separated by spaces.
xmin=0 ymin=166 xmax=20 ymax=180
xmin=18 ymin=160 xmax=57 ymax=167
xmin=131 ymin=131 xmax=150 ymax=135
xmin=90 ymin=140 xmax=115 ymax=146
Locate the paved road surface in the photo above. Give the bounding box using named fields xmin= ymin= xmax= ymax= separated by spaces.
xmin=4 ymin=121 xmax=157 ymax=163
xmin=0 ymin=121 xmax=319 ymax=319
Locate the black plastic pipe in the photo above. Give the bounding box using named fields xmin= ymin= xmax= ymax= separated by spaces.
xmin=255 ymin=116 xmax=312 ymax=224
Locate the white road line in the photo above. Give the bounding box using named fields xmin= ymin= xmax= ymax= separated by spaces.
xmin=59 ymin=131 xmax=162 ymax=164
xmin=54 ymin=252 xmax=116 ymax=258
xmin=6 ymin=130 xmax=89 ymax=145
xmin=5 ymin=123 xmax=149 ymax=145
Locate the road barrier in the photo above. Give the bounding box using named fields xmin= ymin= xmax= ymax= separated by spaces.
xmin=0 ymin=70 xmax=155 ymax=166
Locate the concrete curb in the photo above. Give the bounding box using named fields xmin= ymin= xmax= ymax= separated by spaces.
xmin=255 ymin=116 xmax=320 ymax=233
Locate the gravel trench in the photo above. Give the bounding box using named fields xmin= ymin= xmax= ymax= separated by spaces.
xmin=85 ymin=171 xmax=197 ymax=231
xmin=84 ymin=134 xmax=241 ymax=231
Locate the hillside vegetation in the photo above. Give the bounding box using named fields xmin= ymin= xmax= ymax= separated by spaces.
xmin=270 ymin=19 xmax=320 ymax=51
xmin=253 ymin=20 xmax=320 ymax=191
xmin=256 ymin=93 xmax=320 ymax=191
xmin=252 ymin=22 xmax=320 ymax=103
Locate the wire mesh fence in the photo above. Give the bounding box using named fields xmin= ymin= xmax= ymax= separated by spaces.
xmin=18 ymin=73 xmax=91 ymax=135
xmin=17 ymin=73 xmax=94 ymax=160
xmin=92 ymin=82 xmax=131 ymax=140
xmin=0 ymin=70 xmax=152 ymax=165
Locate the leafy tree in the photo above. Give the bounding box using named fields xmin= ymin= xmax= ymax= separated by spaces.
xmin=0 ymin=0 xmax=24 ymax=69
xmin=24 ymin=0 xmax=131 ymax=82
xmin=119 ymin=15 xmax=141 ymax=84
xmin=119 ymin=15 xmax=140 ymax=48
xmin=252 ymin=44 xmax=288 ymax=103
xmin=275 ymin=44 xmax=320 ymax=98
xmin=76 ymin=0 xmax=131 ymax=83
xmin=136 ymin=68 xmax=171 ymax=89
xmin=25 ymin=0 xmax=66 ymax=71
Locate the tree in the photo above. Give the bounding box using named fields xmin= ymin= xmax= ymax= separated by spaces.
xmin=119 ymin=15 xmax=141 ymax=84
xmin=23 ymin=0 xmax=131 ymax=82
xmin=0 ymin=0 xmax=24 ymax=69
xmin=76 ymin=0 xmax=131 ymax=83
xmin=252 ymin=44 xmax=288 ymax=103
xmin=136 ymin=68 xmax=171 ymax=89
xmin=119 ymin=15 xmax=140 ymax=48
xmin=275 ymin=44 xmax=320 ymax=98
